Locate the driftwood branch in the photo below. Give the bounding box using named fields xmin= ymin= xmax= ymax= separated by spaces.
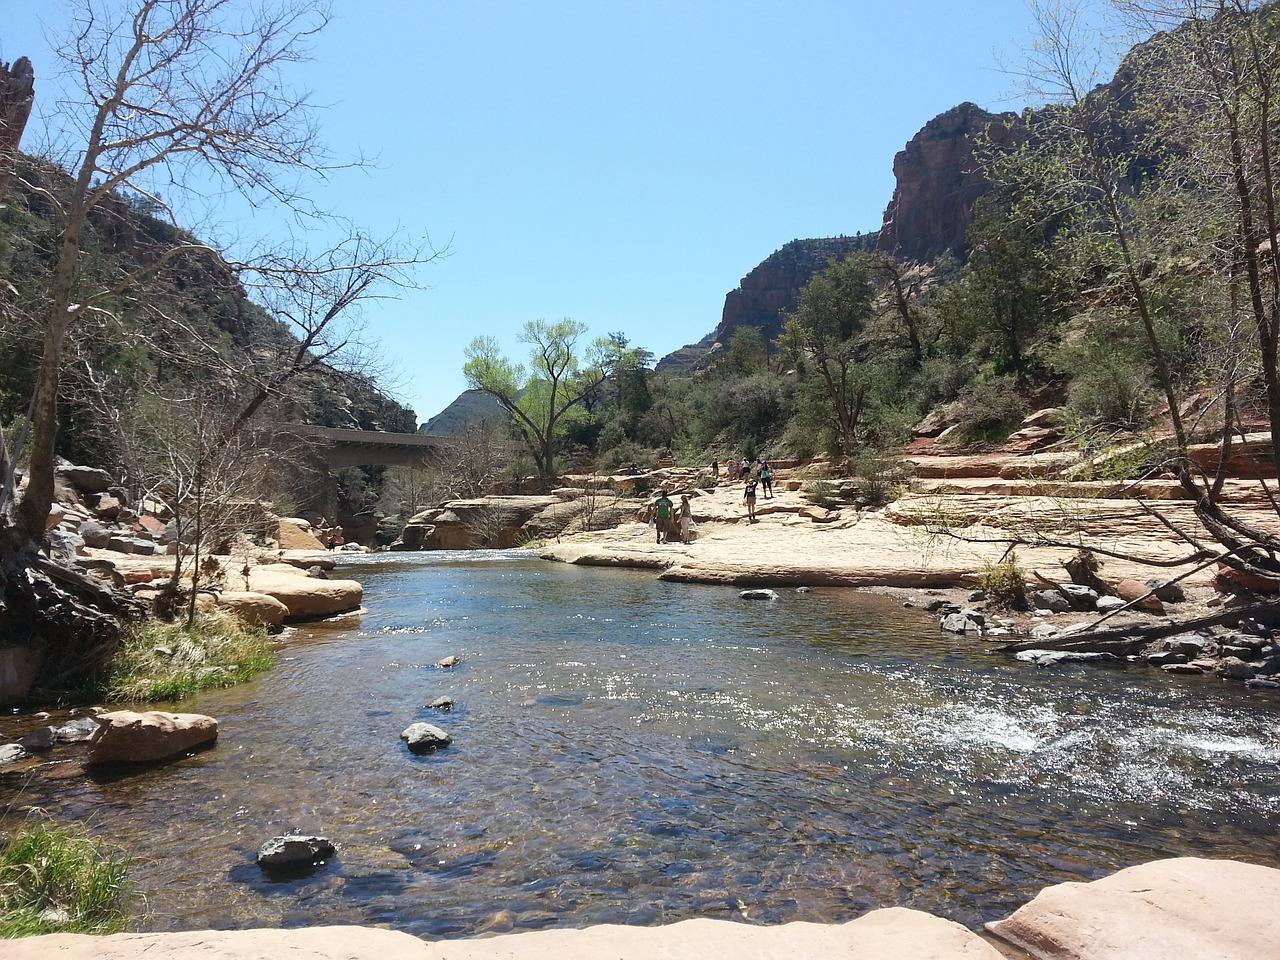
xmin=994 ymin=600 xmax=1280 ymax=654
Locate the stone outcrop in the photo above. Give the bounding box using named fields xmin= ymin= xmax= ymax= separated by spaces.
xmin=394 ymin=496 xmax=561 ymax=550
xmin=987 ymin=857 xmax=1280 ymax=960
xmin=877 ymin=102 xmax=1020 ymax=263
xmin=212 ymin=590 xmax=290 ymax=628
xmin=274 ymin=518 xmax=327 ymax=551
xmin=6 ymin=908 xmax=1002 ymax=960
xmin=655 ymin=236 xmax=877 ymax=374
xmin=0 ymin=644 xmax=44 ymax=708
xmin=85 ymin=710 xmax=218 ymax=765
xmin=245 ymin=564 xmax=363 ymax=619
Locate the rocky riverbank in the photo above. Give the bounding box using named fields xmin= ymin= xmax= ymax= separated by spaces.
xmin=8 ymin=857 xmax=1280 ymax=959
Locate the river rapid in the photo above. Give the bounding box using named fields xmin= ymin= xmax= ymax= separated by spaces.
xmin=3 ymin=550 xmax=1279 ymax=937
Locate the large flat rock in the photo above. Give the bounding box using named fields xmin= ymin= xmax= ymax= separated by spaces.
xmin=986 ymin=857 xmax=1280 ymax=960
xmin=5 ymin=926 xmax=433 ymax=960
xmin=429 ymin=909 xmax=1004 ymax=958
xmin=246 ymin=564 xmax=363 ymax=619
xmin=85 ymin=710 xmax=218 ymax=765
xmin=5 ymin=909 xmax=1002 ymax=959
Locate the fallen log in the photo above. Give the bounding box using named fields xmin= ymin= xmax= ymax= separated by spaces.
xmin=994 ymin=600 xmax=1280 ymax=654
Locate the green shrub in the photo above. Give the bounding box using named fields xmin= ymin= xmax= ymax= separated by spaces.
xmin=802 ymin=478 xmax=840 ymax=507
xmin=850 ymin=451 xmax=912 ymax=506
xmin=948 ymin=377 xmax=1027 ymax=443
xmin=1066 ymin=359 xmax=1153 ymax=429
xmin=977 ymin=553 xmax=1028 ymax=610
xmin=595 ymin=440 xmax=657 ymax=474
xmin=104 ymin=610 xmax=275 ymax=703
xmin=0 ymin=824 xmax=129 ymax=937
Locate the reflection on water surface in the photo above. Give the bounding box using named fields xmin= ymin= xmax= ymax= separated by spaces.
xmin=3 ymin=551 xmax=1279 ymax=937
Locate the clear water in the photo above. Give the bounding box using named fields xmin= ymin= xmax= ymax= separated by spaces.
xmin=3 ymin=551 xmax=1279 ymax=937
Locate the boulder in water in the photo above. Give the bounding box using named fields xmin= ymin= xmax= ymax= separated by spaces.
xmin=257 ymin=835 xmax=336 ymax=868
xmin=401 ymin=722 xmax=452 ymax=754
xmin=85 ymin=710 xmax=218 ymax=764
xmin=739 ymin=589 xmax=778 ymax=600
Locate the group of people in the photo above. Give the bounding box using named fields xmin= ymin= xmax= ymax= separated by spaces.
xmin=646 ymin=458 xmax=779 ymax=540
xmin=712 ymin=456 xmax=774 ymax=495
xmin=708 ymin=456 xmax=776 ymax=524
xmin=650 ymin=490 xmax=693 ymax=544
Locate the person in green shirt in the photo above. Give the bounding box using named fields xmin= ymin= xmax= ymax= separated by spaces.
xmin=653 ymin=491 xmax=674 ymax=543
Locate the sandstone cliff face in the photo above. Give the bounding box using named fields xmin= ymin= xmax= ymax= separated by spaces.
xmin=876 ymin=102 xmax=1021 ymax=264
xmin=656 ymin=235 xmax=877 ymax=374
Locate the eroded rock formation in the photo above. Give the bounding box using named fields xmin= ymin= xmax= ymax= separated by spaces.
xmin=876 ymin=101 xmax=1020 ymax=264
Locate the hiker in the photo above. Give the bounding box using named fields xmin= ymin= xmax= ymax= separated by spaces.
xmin=679 ymin=494 xmax=693 ymax=543
xmin=760 ymin=460 xmax=774 ymax=499
xmin=743 ymin=477 xmax=758 ymax=523
xmin=654 ymin=490 xmax=674 ymax=543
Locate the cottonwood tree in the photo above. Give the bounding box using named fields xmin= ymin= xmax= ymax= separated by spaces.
xmin=463 ymin=319 xmax=608 ymax=488
xmin=0 ymin=0 xmax=431 ymax=685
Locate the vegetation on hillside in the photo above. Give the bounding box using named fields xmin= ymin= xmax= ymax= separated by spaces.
xmin=0 ymin=0 xmax=434 ymax=689
xmin=465 ymin=2 xmax=1280 ymax=594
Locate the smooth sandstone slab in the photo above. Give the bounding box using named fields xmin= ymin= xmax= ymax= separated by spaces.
xmin=85 ymin=710 xmax=218 ymax=764
xmin=246 ymin=564 xmax=363 ymax=619
xmin=4 ymin=926 xmax=434 ymax=960
xmin=429 ymin=910 xmax=1004 ymax=959
xmin=6 ymin=909 xmax=1002 ymax=960
xmin=986 ymin=857 xmax=1280 ymax=960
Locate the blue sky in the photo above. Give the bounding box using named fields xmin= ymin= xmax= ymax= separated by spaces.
xmin=2 ymin=1 xmax=1117 ymax=425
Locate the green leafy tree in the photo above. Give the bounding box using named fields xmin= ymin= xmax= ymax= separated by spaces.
xmin=937 ymin=193 xmax=1072 ymax=381
xmin=463 ymin=319 xmax=608 ymax=487
xmin=778 ymin=255 xmax=875 ymax=456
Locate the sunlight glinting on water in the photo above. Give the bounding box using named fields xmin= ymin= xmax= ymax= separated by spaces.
xmin=3 ymin=551 xmax=1278 ymax=936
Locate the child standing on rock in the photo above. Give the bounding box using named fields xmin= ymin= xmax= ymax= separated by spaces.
xmin=743 ymin=477 xmax=758 ymax=523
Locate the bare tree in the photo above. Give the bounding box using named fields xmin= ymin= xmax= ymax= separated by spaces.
xmin=0 ymin=0 xmax=434 ymax=690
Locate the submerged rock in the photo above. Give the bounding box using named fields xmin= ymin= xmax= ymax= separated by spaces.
xmin=940 ymin=611 xmax=984 ymax=635
xmin=739 ymin=589 xmax=779 ymax=600
xmin=1016 ymin=650 xmax=1119 ymax=667
xmin=0 ymin=743 xmax=28 ymax=765
xmin=428 ymin=696 xmax=455 ymax=710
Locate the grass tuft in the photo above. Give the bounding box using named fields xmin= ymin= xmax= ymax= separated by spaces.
xmin=0 ymin=824 xmax=129 ymax=937
xmin=104 ymin=609 xmax=276 ymax=703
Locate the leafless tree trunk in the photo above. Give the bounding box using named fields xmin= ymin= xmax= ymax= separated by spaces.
xmin=0 ymin=0 xmax=434 ymax=694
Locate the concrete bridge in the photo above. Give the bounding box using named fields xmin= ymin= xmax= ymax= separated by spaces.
xmin=273 ymin=423 xmax=465 ymax=468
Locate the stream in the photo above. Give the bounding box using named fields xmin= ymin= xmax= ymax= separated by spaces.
xmin=2 ymin=550 xmax=1278 ymax=937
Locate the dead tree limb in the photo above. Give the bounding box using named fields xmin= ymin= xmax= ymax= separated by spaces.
xmin=994 ymin=600 xmax=1280 ymax=654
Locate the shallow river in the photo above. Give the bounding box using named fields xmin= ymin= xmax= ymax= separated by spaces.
xmin=3 ymin=551 xmax=1280 ymax=937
